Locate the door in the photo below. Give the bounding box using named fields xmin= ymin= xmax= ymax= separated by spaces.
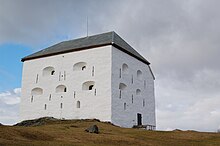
xmin=137 ymin=113 xmax=142 ymax=126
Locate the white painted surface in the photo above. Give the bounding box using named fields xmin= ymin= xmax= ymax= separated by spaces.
xmin=20 ymin=45 xmax=156 ymax=129
xmin=20 ymin=46 xmax=112 ymax=122
xmin=111 ymin=46 xmax=156 ymax=128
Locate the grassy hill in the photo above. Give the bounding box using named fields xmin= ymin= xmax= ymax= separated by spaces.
xmin=0 ymin=118 xmax=220 ymax=146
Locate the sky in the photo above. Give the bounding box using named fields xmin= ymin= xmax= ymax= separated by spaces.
xmin=0 ymin=0 xmax=220 ymax=132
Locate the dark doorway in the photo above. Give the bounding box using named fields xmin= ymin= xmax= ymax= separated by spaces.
xmin=137 ymin=113 xmax=142 ymax=126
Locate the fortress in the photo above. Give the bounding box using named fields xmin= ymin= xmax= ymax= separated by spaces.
xmin=20 ymin=31 xmax=156 ymax=130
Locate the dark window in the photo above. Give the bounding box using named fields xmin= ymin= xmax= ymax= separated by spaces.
xmin=77 ymin=101 xmax=80 ymax=108
xmin=132 ymin=75 xmax=133 ymax=84
xmin=60 ymin=103 xmax=63 ymax=109
xmin=36 ymin=74 xmax=39 ymax=83
xmin=124 ymin=103 xmax=126 ymax=110
xmin=82 ymin=66 xmax=86 ymax=70
xmin=89 ymin=85 xmax=94 ymax=90
xmin=51 ymin=70 xmax=55 ymax=75
xmin=92 ymin=66 xmax=95 ymax=76
xmin=44 ymin=104 xmax=47 ymax=110
xmin=132 ymin=95 xmax=133 ymax=104
xmin=49 ymin=94 xmax=51 ymax=101
xmin=31 ymin=96 xmax=34 ymax=102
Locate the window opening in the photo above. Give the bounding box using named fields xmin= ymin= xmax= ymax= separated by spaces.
xmin=92 ymin=66 xmax=95 ymax=76
xmin=82 ymin=66 xmax=86 ymax=70
xmin=77 ymin=101 xmax=80 ymax=108
xmin=49 ymin=94 xmax=51 ymax=101
xmin=36 ymin=74 xmax=39 ymax=83
xmin=31 ymin=96 xmax=34 ymax=102
xmin=51 ymin=70 xmax=55 ymax=75
xmin=89 ymin=85 xmax=94 ymax=90
xmin=132 ymin=94 xmax=133 ymax=104
xmin=124 ymin=103 xmax=126 ymax=110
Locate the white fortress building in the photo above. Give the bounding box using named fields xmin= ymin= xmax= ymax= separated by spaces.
xmin=20 ymin=31 xmax=156 ymax=129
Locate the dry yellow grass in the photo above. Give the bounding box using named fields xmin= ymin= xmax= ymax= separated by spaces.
xmin=0 ymin=119 xmax=220 ymax=146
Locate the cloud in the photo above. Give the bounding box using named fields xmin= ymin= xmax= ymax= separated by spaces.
xmin=0 ymin=88 xmax=21 ymax=125
xmin=0 ymin=0 xmax=220 ymax=131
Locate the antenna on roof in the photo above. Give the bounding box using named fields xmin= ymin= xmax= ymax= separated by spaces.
xmin=86 ymin=16 xmax=89 ymax=37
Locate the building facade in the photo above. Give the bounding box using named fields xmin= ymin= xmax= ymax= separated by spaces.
xmin=20 ymin=31 xmax=156 ymax=129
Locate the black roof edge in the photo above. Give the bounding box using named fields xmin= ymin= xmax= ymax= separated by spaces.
xmin=111 ymin=43 xmax=150 ymax=65
xmin=21 ymin=43 xmax=112 ymax=62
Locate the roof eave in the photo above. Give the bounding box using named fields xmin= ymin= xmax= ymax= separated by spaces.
xmin=21 ymin=43 xmax=112 ymax=62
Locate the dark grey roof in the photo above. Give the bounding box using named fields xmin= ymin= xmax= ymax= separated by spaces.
xmin=21 ymin=31 xmax=150 ymax=65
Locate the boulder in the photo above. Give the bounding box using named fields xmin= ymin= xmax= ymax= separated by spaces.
xmin=0 ymin=123 xmax=3 ymax=126
xmin=85 ymin=125 xmax=99 ymax=134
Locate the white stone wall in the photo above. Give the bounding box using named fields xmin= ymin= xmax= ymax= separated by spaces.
xmin=20 ymin=46 xmax=112 ymax=122
xmin=111 ymin=46 xmax=156 ymax=128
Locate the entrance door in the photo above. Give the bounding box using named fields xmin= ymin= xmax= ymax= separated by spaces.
xmin=137 ymin=113 xmax=142 ymax=126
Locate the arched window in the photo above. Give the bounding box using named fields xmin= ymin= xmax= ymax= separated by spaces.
xmin=56 ymin=85 xmax=67 ymax=93
xmin=137 ymin=70 xmax=142 ymax=80
xmin=119 ymin=83 xmax=127 ymax=90
xmin=73 ymin=62 xmax=87 ymax=71
xmin=44 ymin=104 xmax=47 ymax=110
xmin=43 ymin=66 xmax=55 ymax=76
xmin=136 ymin=89 xmax=141 ymax=95
xmin=122 ymin=63 xmax=129 ymax=74
xmin=82 ymin=81 xmax=95 ymax=90
xmin=31 ymin=87 xmax=43 ymax=96
xmin=77 ymin=101 xmax=80 ymax=108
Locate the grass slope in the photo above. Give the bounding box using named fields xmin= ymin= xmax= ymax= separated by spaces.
xmin=0 ymin=119 xmax=220 ymax=146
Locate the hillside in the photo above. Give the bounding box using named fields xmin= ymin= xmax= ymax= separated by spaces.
xmin=0 ymin=118 xmax=220 ymax=146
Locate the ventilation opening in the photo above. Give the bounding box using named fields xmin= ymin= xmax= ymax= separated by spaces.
xmin=73 ymin=62 xmax=87 ymax=71
xmin=136 ymin=89 xmax=141 ymax=95
xmin=77 ymin=101 xmax=80 ymax=108
xmin=137 ymin=70 xmax=143 ymax=80
xmin=56 ymin=85 xmax=67 ymax=93
xmin=82 ymin=81 xmax=95 ymax=90
xmin=43 ymin=66 xmax=55 ymax=76
xmin=31 ymin=87 xmax=43 ymax=96
xmin=122 ymin=63 xmax=129 ymax=74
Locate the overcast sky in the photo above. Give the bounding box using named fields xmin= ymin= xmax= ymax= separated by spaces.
xmin=0 ymin=0 xmax=220 ymax=132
